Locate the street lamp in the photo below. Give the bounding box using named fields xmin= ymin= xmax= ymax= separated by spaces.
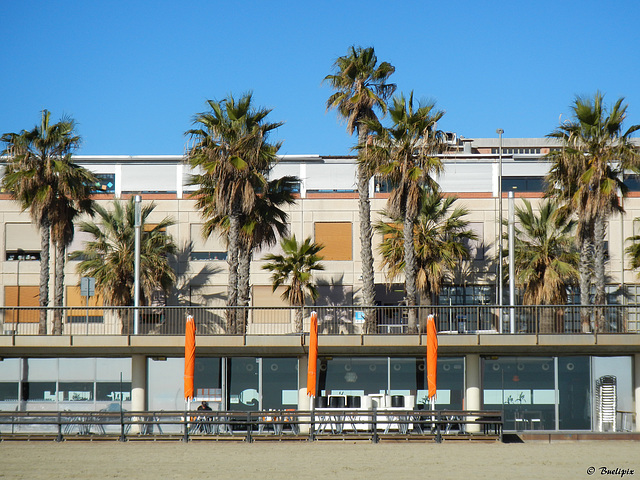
xmin=134 ymin=195 xmax=142 ymax=335
xmin=496 ymin=129 xmax=504 ymax=333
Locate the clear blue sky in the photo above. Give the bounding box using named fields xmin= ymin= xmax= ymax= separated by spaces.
xmin=2 ymin=0 xmax=639 ymax=156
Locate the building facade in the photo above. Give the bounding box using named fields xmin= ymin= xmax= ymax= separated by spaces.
xmin=1 ymin=136 xmax=639 ymax=433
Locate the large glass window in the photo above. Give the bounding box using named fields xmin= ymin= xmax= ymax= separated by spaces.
xmin=482 ymin=357 xmax=556 ymax=430
xmin=319 ymin=357 xmax=387 ymax=396
xmin=228 ymin=358 xmax=260 ymax=411
xmin=558 ymin=357 xmax=590 ymax=430
xmin=262 ymin=358 xmax=298 ymax=409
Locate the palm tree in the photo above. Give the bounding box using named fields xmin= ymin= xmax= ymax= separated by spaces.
xmin=48 ymin=162 xmax=96 ymax=334
xmin=186 ymin=93 xmax=282 ymax=329
xmin=625 ymin=221 xmax=640 ymax=277
xmin=375 ymin=189 xmax=477 ymax=305
xmin=547 ymin=92 xmax=640 ymax=331
xmin=197 ymin=176 xmax=298 ymax=333
xmin=511 ymin=199 xmax=579 ymax=332
xmin=70 ymin=198 xmax=177 ymax=334
xmin=1 ymin=110 xmax=93 ymax=334
xmin=364 ymin=92 xmax=446 ymax=332
xmin=325 ymin=46 xmax=396 ymax=333
xmin=262 ymin=235 xmax=325 ymax=332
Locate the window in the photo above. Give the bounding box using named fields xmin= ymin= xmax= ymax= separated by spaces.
xmin=501 ymin=176 xmax=545 ymax=192
xmin=66 ymin=286 xmax=104 ymax=323
xmin=5 ymin=223 xmax=40 ymax=261
xmin=93 ymin=173 xmax=115 ymax=193
xmin=315 ymin=222 xmax=352 ymax=261
xmin=4 ymin=286 xmax=40 ymax=323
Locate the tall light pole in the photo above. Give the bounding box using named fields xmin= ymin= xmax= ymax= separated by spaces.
xmin=134 ymin=195 xmax=142 ymax=335
xmin=496 ymin=129 xmax=504 ymax=332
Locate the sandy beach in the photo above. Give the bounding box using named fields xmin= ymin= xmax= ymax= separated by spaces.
xmin=0 ymin=440 xmax=638 ymax=480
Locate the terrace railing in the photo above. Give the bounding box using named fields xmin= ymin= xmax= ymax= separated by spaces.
xmin=0 ymin=305 xmax=637 ymax=336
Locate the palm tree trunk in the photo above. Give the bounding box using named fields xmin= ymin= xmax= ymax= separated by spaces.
xmin=404 ymin=213 xmax=418 ymax=333
xmin=226 ymin=212 xmax=240 ymax=333
xmin=579 ymin=227 xmax=593 ymax=333
xmin=356 ymin=161 xmax=377 ymax=334
xmin=237 ymin=247 xmax=251 ymax=335
xmin=593 ymin=215 xmax=606 ymax=332
xmin=52 ymin=240 xmax=65 ymax=335
xmin=38 ymin=215 xmax=51 ymax=335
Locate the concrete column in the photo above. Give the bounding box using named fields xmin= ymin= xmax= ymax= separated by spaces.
xmin=635 ymin=354 xmax=640 ymax=432
xmin=465 ymin=354 xmax=481 ymax=433
xmin=131 ymin=354 xmax=147 ymax=434
xmin=297 ymin=355 xmax=311 ymax=434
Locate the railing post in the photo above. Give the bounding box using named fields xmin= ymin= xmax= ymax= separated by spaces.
xmin=119 ymin=410 xmax=127 ymax=442
xmin=372 ymin=408 xmax=378 ymax=443
xmin=309 ymin=409 xmax=315 ymax=442
xmin=183 ymin=410 xmax=189 ymax=442
xmin=435 ymin=411 xmax=442 ymax=443
xmin=56 ymin=412 xmax=63 ymax=442
xmin=246 ymin=412 xmax=253 ymax=443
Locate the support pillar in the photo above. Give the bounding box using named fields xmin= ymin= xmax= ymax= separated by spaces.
xmin=297 ymin=355 xmax=310 ymax=434
xmin=635 ymin=354 xmax=640 ymax=432
xmin=130 ymin=354 xmax=147 ymax=434
xmin=465 ymin=354 xmax=481 ymax=433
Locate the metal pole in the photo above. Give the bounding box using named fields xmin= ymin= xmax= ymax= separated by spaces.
xmin=134 ymin=195 xmax=142 ymax=335
xmin=496 ymin=129 xmax=504 ymax=332
xmin=508 ymin=191 xmax=516 ymax=334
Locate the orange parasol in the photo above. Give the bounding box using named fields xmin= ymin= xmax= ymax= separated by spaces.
xmin=307 ymin=311 xmax=318 ymax=397
xmin=184 ymin=315 xmax=195 ymax=400
xmin=426 ymin=314 xmax=438 ymax=401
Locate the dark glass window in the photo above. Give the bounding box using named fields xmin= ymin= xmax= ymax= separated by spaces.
xmin=558 ymin=357 xmax=591 ymax=430
xmin=262 ymin=358 xmax=298 ymax=409
xmin=96 ymin=382 xmax=132 ymax=402
xmin=501 ymin=176 xmax=545 ymax=192
xmin=59 ymin=382 xmax=94 ymax=401
xmin=482 ymin=357 xmax=555 ymax=430
xmin=0 ymin=382 xmax=19 ymax=401
xmin=190 ymin=251 xmax=227 ymax=261
xmin=94 ymin=174 xmax=116 ymax=193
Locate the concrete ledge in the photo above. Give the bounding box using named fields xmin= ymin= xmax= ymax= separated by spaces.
xmin=72 ymin=335 xmax=129 ymax=347
xmin=479 ymin=334 xmax=537 ymax=346
xmin=246 ymin=335 xmax=303 ymax=347
xmin=14 ymin=335 xmax=72 ymax=347
xmin=130 ymin=335 xmax=183 ymax=347
xmin=538 ymin=334 xmax=595 ymax=346
xmin=363 ymin=335 xmax=420 ymax=347
xmin=595 ymin=334 xmax=640 ymax=346
xmin=196 ymin=336 xmax=245 ymax=347
xmin=318 ymin=335 xmax=362 ymax=347
xmin=0 ymin=336 xmax=14 ymax=347
xmin=437 ymin=335 xmax=479 ymax=347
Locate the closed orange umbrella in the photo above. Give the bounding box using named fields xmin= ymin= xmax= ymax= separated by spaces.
xmin=184 ymin=315 xmax=195 ymax=400
xmin=426 ymin=314 xmax=438 ymax=401
xmin=307 ymin=311 xmax=318 ymax=397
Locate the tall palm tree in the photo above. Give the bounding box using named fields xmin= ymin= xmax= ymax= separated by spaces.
xmin=186 ymin=93 xmax=282 ymax=329
xmin=262 ymin=235 xmax=325 ymax=332
xmin=197 ymin=176 xmax=298 ymax=333
xmin=70 ymin=198 xmax=177 ymax=334
xmin=48 ymin=162 xmax=96 ymax=334
xmin=547 ymin=92 xmax=640 ymax=331
xmin=364 ymin=92 xmax=446 ymax=332
xmin=375 ymin=189 xmax=477 ymax=305
xmin=325 ymin=46 xmax=396 ymax=333
xmin=511 ymin=199 xmax=579 ymax=332
xmin=1 ymin=110 xmax=92 ymax=334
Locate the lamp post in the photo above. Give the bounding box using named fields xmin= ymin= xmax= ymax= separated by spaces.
xmin=496 ymin=129 xmax=504 ymax=332
xmin=134 ymin=195 xmax=142 ymax=335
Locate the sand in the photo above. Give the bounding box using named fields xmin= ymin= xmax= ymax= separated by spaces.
xmin=0 ymin=441 xmax=638 ymax=479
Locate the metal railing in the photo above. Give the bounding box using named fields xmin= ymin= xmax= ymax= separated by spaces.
xmin=0 ymin=305 xmax=637 ymax=336
xmin=0 ymin=409 xmax=503 ymax=443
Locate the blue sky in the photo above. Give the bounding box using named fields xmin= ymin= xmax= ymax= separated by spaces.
xmin=2 ymin=1 xmax=639 ymax=156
